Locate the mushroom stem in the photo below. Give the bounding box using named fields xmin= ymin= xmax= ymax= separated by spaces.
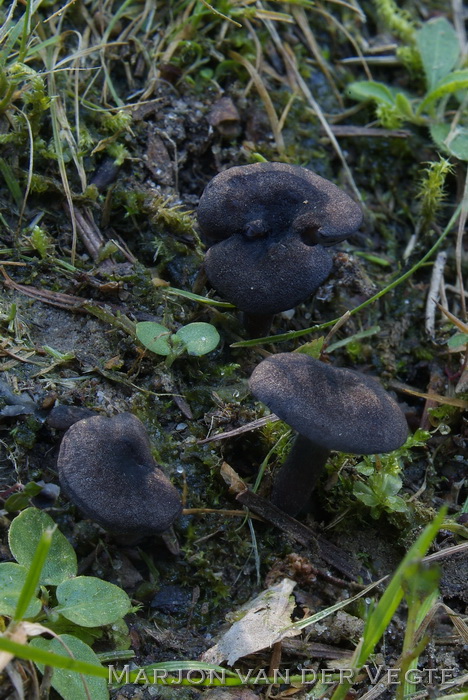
xmin=242 ymin=312 xmax=274 ymax=338
xmin=270 ymin=434 xmax=330 ymax=517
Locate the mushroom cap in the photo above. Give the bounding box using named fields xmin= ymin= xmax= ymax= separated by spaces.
xmin=204 ymin=233 xmax=333 ymax=315
xmin=46 ymin=405 xmax=97 ymax=431
xmin=197 ymin=162 xmax=362 ymax=247
xmin=57 ymin=413 xmax=182 ymax=539
xmin=249 ymin=354 xmax=408 ymax=454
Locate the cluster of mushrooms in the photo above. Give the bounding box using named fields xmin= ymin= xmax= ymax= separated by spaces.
xmin=55 ymin=162 xmax=408 ymax=544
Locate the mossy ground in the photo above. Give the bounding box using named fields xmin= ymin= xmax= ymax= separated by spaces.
xmin=0 ymin=1 xmax=467 ymax=698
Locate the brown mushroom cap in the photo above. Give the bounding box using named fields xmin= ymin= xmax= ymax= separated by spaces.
xmin=197 ymin=162 xmax=362 ymax=247
xmin=204 ymin=232 xmax=333 ymax=315
xmin=57 ymin=413 xmax=182 ymax=539
xmin=249 ymin=354 xmax=408 ymax=454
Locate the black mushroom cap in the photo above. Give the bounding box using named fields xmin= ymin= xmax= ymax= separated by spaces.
xmin=197 ymin=162 xmax=363 ymax=248
xmin=204 ymin=232 xmax=333 ymax=315
xmin=46 ymin=405 xmax=97 ymax=431
xmin=249 ymin=353 xmax=408 ymax=454
xmin=57 ymin=413 xmax=182 ymax=540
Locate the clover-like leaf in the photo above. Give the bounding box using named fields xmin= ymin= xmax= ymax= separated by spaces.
xmin=55 ymin=576 xmax=131 ymax=627
xmin=174 ymin=322 xmax=220 ymax=356
xmin=8 ymin=508 xmax=77 ymax=586
xmin=31 ymin=634 xmax=108 ymax=700
xmin=136 ymin=321 xmax=172 ymax=356
xmin=0 ymin=562 xmax=42 ymax=618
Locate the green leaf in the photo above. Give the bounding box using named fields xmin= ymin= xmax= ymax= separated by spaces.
xmin=378 ymin=473 xmax=402 ymax=497
xmin=402 ymin=561 xmax=440 ymax=607
xmin=0 ymin=563 xmax=42 ymax=618
xmin=55 ymin=576 xmax=132 ymax=627
xmin=416 ymin=18 xmax=460 ymax=91
xmin=326 ymin=326 xmax=380 ymax=354
xmin=347 ymin=81 xmax=396 ymax=107
xmin=447 ymin=332 xmax=468 ymax=348
xmin=165 ymin=287 xmax=235 ymax=308
xmin=135 ymin=321 xmax=172 ymax=356
xmin=430 ymin=123 xmax=468 ymax=161
xmin=355 ymin=509 xmax=446 ymax=667
xmin=174 ymin=322 xmax=220 ymax=356
xmin=45 ymin=614 xmax=104 ymax=646
xmin=386 ymin=496 xmax=409 ymax=513
xmin=8 ymin=508 xmax=77 ymax=586
xmin=0 ymin=157 xmax=23 ymax=207
xmin=394 ymin=92 xmax=414 ymax=119
xmin=31 ymin=634 xmax=109 ymax=700
xmin=294 ymin=337 xmax=324 ymax=358
xmin=353 ymin=483 xmax=379 ymax=507
xmin=14 ymin=527 xmax=53 ymax=621
xmin=419 ymin=70 xmax=468 ymax=112
xmin=4 ymin=482 xmax=42 ymax=512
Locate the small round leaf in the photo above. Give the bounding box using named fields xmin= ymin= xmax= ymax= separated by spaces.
xmin=56 ymin=576 xmax=131 ymax=627
xmin=8 ymin=508 xmax=77 ymax=586
xmin=175 ymin=322 xmax=220 ymax=356
xmin=0 ymin=562 xmax=42 ymax=618
xmin=31 ymin=634 xmax=108 ymax=700
xmin=136 ymin=322 xmax=172 ymax=355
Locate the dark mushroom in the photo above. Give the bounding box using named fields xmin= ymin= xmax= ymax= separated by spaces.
xmin=57 ymin=413 xmax=182 ymax=548
xmin=46 ymin=404 xmax=97 ymax=431
xmin=249 ymin=353 xmax=408 ymax=517
xmin=197 ymin=162 xmax=362 ymax=336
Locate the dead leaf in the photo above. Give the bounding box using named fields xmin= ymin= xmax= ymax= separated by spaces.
xmin=201 ymin=578 xmax=300 ymax=666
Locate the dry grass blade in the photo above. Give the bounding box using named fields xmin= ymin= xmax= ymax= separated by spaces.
xmin=198 ymin=0 xmax=242 ymax=27
xmin=436 ymin=303 xmax=468 ymax=334
xmin=452 ymin=0 xmax=468 ymax=61
xmin=0 ymin=267 xmax=90 ymax=311
xmin=422 ymin=541 xmax=468 ymax=563
xmin=327 ymin=125 xmax=407 ymax=137
xmin=44 ymin=59 xmax=78 ymax=263
xmin=322 ymin=310 xmax=351 ymax=351
xmin=389 ymin=380 xmax=468 ymax=409
xmin=323 ymin=0 xmax=366 ymax=21
xmin=229 ymin=50 xmax=285 ymax=156
xmin=261 ymin=11 xmax=362 ymax=202
xmin=315 ymin=6 xmax=372 ymax=80
xmin=15 ymin=107 xmax=34 ymax=233
xmin=292 ymin=7 xmax=343 ymax=106
xmin=441 ymin=604 xmax=468 ymax=644
xmin=197 ymin=414 xmax=280 ymax=444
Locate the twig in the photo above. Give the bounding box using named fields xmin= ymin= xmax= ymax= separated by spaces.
xmin=452 ymin=0 xmax=468 ymax=61
xmin=197 ymin=414 xmax=279 ymax=444
xmin=389 ymin=379 xmax=468 ymax=409
xmin=326 ymin=125 xmax=408 ymax=138
xmin=425 ymin=251 xmax=447 ymax=337
xmin=444 ymin=283 xmax=468 ymax=299
xmin=455 ymin=164 xmax=468 ymax=321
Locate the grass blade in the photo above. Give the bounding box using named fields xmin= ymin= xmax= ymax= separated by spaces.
xmin=13 ymin=528 xmax=54 ymax=621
